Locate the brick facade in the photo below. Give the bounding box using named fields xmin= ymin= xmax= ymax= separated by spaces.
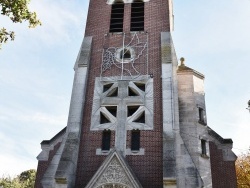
xmin=75 ymin=0 xmax=170 ymax=187
xmin=34 ymin=142 xmax=62 ymax=188
xmin=35 ymin=0 xmax=238 ymax=187
xmin=209 ymin=142 xmax=237 ymax=188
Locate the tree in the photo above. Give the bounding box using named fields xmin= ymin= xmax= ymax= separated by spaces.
xmin=0 ymin=0 xmax=41 ymax=48
xmin=0 ymin=169 xmax=36 ymax=188
xmin=235 ymin=149 xmax=250 ymax=188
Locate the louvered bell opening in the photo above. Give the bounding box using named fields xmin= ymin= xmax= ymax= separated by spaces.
xmin=110 ymin=3 xmax=124 ymax=33
xmin=130 ymin=2 xmax=144 ymax=31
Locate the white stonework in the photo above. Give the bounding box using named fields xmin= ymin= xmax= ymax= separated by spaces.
xmin=91 ymin=75 xmax=153 ymax=156
xmin=177 ymin=66 xmax=212 ymax=187
xmin=91 ymin=76 xmax=153 ymax=131
xmin=161 ymin=32 xmax=179 ymax=185
xmin=38 ymin=37 xmax=93 ymax=188
xmin=38 ymin=129 xmax=66 ymax=188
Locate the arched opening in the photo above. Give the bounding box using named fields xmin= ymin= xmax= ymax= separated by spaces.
xmin=120 ymin=48 xmax=131 ymax=60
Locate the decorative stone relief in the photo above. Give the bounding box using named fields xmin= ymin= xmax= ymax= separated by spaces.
xmin=101 ymin=33 xmax=148 ymax=80
xmin=86 ymin=151 xmax=143 ymax=188
xmin=90 ymin=76 xmax=153 ymax=131
xmin=94 ymin=158 xmax=132 ymax=188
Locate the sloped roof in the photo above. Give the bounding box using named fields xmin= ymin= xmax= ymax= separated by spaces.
xmin=207 ymin=126 xmax=233 ymax=144
xmin=41 ymin=127 xmax=66 ymax=145
xmin=177 ymin=63 xmax=205 ymax=79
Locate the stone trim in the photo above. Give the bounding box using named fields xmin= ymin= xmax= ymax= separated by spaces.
xmin=52 ymin=36 xmax=92 ymax=188
xmin=126 ymin=148 xmax=145 ymax=155
xmin=96 ymin=148 xmax=145 ymax=156
xmin=91 ymin=76 xmax=154 ymax=131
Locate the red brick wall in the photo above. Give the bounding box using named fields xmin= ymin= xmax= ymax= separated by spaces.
xmin=34 ymin=142 xmax=61 ymax=188
xmin=76 ymin=0 xmax=170 ymax=187
xmin=209 ymin=142 xmax=237 ymax=188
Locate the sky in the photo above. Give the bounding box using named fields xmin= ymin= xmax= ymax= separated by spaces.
xmin=0 ymin=0 xmax=249 ymax=177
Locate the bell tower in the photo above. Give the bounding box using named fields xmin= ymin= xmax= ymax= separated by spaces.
xmin=35 ymin=0 xmax=238 ymax=187
xmin=74 ymin=0 xmax=173 ymax=187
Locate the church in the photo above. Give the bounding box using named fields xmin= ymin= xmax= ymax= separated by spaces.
xmin=34 ymin=0 xmax=237 ymax=187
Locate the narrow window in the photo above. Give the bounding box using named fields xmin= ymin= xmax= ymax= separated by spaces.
xmin=131 ymin=129 xmax=140 ymax=151
xmin=110 ymin=2 xmax=124 ymax=32
xmin=130 ymin=1 xmax=144 ymax=31
xmin=199 ymin=107 xmax=205 ymax=123
xmin=102 ymin=130 xmax=111 ymax=151
xmin=201 ymin=139 xmax=206 ymax=155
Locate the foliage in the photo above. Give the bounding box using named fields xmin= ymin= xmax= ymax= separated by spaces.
xmin=0 ymin=169 xmax=36 ymax=188
xmin=0 ymin=0 xmax=41 ymax=48
xmin=236 ymin=149 xmax=250 ymax=188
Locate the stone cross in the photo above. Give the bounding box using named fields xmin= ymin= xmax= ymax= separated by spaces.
xmin=101 ymin=81 xmax=144 ymax=156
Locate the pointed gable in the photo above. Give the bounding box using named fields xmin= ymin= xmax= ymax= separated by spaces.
xmin=85 ymin=150 xmax=142 ymax=188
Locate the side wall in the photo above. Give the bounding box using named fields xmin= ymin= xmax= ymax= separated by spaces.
xmin=177 ymin=69 xmax=212 ymax=187
xmin=35 ymin=142 xmax=62 ymax=188
xmin=209 ymin=142 xmax=237 ymax=188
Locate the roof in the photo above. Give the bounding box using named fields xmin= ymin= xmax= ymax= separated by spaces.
xmin=207 ymin=126 xmax=233 ymax=144
xmin=177 ymin=61 xmax=205 ymax=79
xmin=41 ymin=127 xmax=66 ymax=145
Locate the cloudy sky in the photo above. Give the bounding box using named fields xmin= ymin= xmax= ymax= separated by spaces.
xmin=0 ymin=0 xmax=249 ymax=177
